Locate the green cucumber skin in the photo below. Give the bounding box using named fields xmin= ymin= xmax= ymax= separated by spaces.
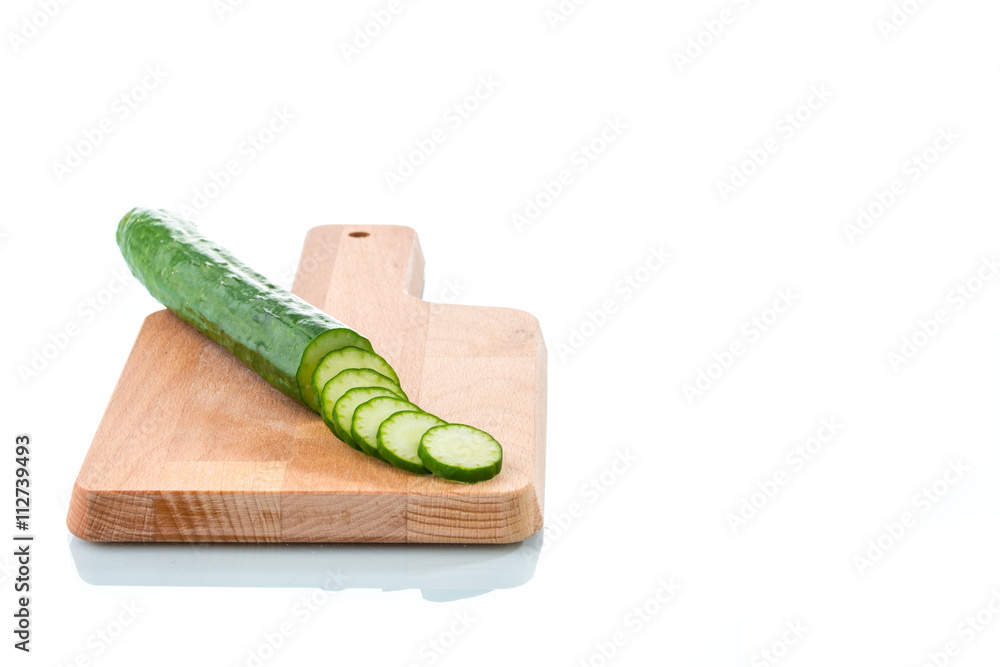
xmin=417 ymin=445 xmax=503 ymax=483
xmin=417 ymin=424 xmax=503 ymax=483
xmin=311 ymin=347 xmax=400 ymax=413
xmin=117 ymin=207 xmax=370 ymax=408
xmin=351 ymin=397 xmax=420 ymax=460
xmin=333 ymin=387 xmax=400 ymax=449
xmin=377 ymin=411 xmax=443 ymax=475
xmin=320 ymin=369 xmax=406 ymax=439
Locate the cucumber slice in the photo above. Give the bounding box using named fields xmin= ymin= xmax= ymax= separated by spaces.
xmin=377 ymin=411 xmax=446 ymax=474
xmin=311 ymin=347 xmax=400 ymax=412
xmin=418 ymin=424 xmax=503 ymax=483
xmin=320 ymin=369 xmax=406 ymax=440
xmin=351 ymin=397 xmax=421 ymax=459
xmin=334 ymin=387 xmax=401 ymax=450
xmin=298 ymin=331 xmax=374 ymax=412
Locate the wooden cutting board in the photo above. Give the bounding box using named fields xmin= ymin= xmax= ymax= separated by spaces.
xmin=67 ymin=225 xmax=546 ymax=543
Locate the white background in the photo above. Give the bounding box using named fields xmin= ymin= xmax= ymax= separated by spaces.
xmin=3 ymin=0 xmax=1000 ymax=665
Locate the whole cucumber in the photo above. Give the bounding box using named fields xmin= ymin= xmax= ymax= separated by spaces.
xmin=116 ymin=207 xmax=372 ymax=410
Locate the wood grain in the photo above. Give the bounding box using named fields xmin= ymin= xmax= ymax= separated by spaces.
xmin=68 ymin=226 xmax=546 ymax=543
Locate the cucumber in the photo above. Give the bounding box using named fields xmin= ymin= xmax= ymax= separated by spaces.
xmin=311 ymin=347 xmax=400 ymax=413
xmin=418 ymin=424 xmax=503 ymax=483
xmin=377 ymin=411 xmax=445 ymax=474
xmin=334 ymin=387 xmax=401 ymax=450
xmin=299 ymin=332 xmax=377 ymax=413
xmin=320 ymin=369 xmax=406 ymax=439
xmin=351 ymin=396 xmax=421 ymax=459
xmin=116 ymin=207 xmax=372 ymax=409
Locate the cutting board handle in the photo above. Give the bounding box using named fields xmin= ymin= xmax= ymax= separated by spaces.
xmin=291 ymin=225 xmax=425 ymax=310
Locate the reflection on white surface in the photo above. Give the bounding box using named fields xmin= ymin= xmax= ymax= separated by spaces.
xmin=69 ymin=534 xmax=542 ymax=602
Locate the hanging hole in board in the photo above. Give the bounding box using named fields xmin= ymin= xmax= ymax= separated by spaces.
xmin=348 ymin=231 xmax=370 ymax=238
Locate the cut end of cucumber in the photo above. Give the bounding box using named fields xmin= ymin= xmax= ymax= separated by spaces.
xmin=351 ymin=396 xmax=421 ymax=459
xmin=297 ymin=330 xmax=374 ymax=412
xmin=418 ymin=424 xmax=503 ymax=483
xmin=377 ymin=411 xmax=445 ymax=475
xmin=310 ymin=346 xmax=398 ymax=416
